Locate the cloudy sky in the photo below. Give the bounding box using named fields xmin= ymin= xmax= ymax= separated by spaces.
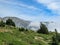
xmin=0 ymin=0 xmax=60 ymax=22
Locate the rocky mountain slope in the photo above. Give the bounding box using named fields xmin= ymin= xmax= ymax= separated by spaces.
xmin=1 ymin=17 xmax=31 ymax=28
xmin=0 ymin=17 xmax=60 ymax=32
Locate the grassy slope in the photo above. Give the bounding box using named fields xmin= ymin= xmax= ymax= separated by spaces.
xmin=0 ymin=26 xmax=53 ymax=45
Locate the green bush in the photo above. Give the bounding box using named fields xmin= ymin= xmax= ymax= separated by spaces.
xmin=51 ymin=36 xmax=59 ymax=45
xmin=50 ymin=29 xmax=59 ymax=45
xmin=19 ymin=27 xmax=25 ymax=32
xmin=55 ymin=29 xmax=60 ymax=42
xmin=9 ymin=43 xmax=13 ymax=45
xmin=57 ymin=34 xmax=60 ymax=42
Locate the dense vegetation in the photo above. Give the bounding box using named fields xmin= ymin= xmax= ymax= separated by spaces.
xmin=0 ymin=19 xmax=60 ymax=45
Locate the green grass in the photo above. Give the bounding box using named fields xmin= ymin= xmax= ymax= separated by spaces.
xmin=0 ymin=26 xmax=54 ymax=45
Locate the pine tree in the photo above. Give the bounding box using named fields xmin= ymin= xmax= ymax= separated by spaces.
xmin=55 ymin=29 xmax=58 ymax=37
xmin=37 ymin=23 xmax=49 ymax=34
xmin=0 ymin=20 xmax=5 ymax=27
xmin=6 ymin=19 xmax=15 ymax=27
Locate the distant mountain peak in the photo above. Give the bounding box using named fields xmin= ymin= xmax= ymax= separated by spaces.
xmin=0 ymin=17 xmax=31 ymax=28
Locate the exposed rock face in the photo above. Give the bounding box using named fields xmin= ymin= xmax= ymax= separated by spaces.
xmin=0 ymin=17 xmax=31 ymax=28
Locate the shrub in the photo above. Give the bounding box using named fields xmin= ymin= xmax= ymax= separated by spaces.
xmin=19 ymin=27 xmax=25 ymax=32
xmin=51 ymin=36 xmax=59 ymax=45
xmin=50 ymin=29 xmax=59 ymax=45
xmin=9 ymin=43 xmax=13 ymax=45
xmin=55 ymin=29 xmax=60 ymax=42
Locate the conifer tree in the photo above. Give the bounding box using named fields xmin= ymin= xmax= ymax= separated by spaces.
xmin=6 ymin=19 xmax=15 ymax=27
xmin=0 ymin=20 xmax=5 ymax=27
xmin=37 ymin=23 xmax=49 ymax=34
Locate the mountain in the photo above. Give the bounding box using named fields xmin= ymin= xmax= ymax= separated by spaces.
xmin=2 ymin=17 xmax=31 ymax=28
xmin=0 ymin=17 xmax=60 ymax=32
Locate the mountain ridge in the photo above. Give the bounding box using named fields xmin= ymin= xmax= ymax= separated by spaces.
xmin=0 ymin=16 xmax=60 ymax=32
xmin=0 ymin=17 xmax=31 ymax=28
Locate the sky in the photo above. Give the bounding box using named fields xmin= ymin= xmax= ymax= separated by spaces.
xmin=0 ymin=0 xmax=60 ymax=22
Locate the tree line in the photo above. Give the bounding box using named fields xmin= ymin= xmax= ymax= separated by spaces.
xmin=0 ymin=19 xmax=15 ymax=27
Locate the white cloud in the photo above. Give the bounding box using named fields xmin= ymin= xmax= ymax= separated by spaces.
xmin=0 ymin=0 xmax=38 ymax=10
xmin=0 ymin=0 xmax=40 ymax=20
xmin=0 ymin=0 xmax=60 ymax=22
xmin=48 ymin=2 xmax=60 ymax=10
xmin=35 ymin=0 xmax=60 ymax=11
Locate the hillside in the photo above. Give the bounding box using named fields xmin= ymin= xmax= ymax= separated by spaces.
xmin=0 ymin=26 xmax=54 ymax=45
